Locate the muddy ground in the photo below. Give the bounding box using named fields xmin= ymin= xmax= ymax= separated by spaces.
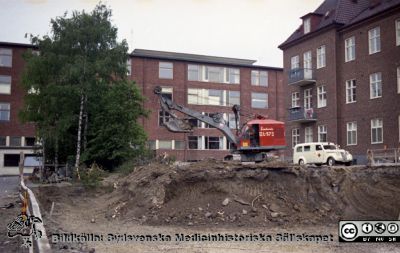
xmin=34 ymin=161 xmax=400 ymax=252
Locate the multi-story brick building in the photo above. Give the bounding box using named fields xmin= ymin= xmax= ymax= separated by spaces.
xmin=129 ymin=49 xmax=284 ymax=161
xmin=279 ymin=0 xmax=400 ymax=164
xmin=0 ymin=42 xmax=37 ymax=175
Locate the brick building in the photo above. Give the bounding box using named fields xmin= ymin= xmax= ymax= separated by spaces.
xmin=129 ymin=49 xmax=284 ymax=161
xmin=0 ymin=42 xmax=37 ymax=175
xmin=279 ymin=0 xmax=400 ymax=163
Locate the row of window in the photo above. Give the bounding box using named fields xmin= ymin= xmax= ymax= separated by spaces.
xmin=158 ymin=62 xmax=269 ymax=86
xmin=292 ymin=21 xmax=400 ymax=70
xmin=291 ymin=68 xmax=400 ymax=108
xmin=0 ymin=136 xmax=36 ymax=147
xmin=148 ymin=136 xmax=233 ymax=150
xmin=159 ymin=111 xmax=238 ymax=129
xmin=291 ymin=118 xmax=385 ymax=148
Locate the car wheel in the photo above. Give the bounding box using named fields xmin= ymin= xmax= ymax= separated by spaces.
xmin=327 ymin=157 xmax=335 ymax=166
xmin=299 ymin=159 xmax=305 ymax=165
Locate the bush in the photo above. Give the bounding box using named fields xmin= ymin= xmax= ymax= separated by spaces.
xmin=80 ymin=163 xmax=107 ymax=189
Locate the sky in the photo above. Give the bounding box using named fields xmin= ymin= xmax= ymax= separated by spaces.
xmin=0 ymin=0 xmax=322 ymax=67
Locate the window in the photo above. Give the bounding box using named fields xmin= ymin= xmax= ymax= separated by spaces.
xmin=188 ymin=88 xmax=201 ymax=105
xmin=227 ymin=91 xmax=240 ymax=106
xmin=317 ymin=86 xmax=327 ymax=108
xmin=291 ymin=92 xmax=300 ymax=108
xmin=318 ymin=125 xmax=327 ymax=142
xmin=188 ymin=64 xmax=200 ymax=81
xmin=228 ymin=113 xmax=237 ymax=129
xmin=4 ymin=154 xmax=20 ymax=167
xmin=345 ymin=36 xmax=355 ymax=62
xmin=159 ymin=110 xmax=171 ymax=126
xmin=371 ymin=118 xmax=383 ymax=144
xmin=205 ymin=136 xmax=222 ymax=150
xmin=370 ymin=72 xmax=382 ymax=99
xmin=208 ymin=89 xmax=224 ymax=106
xmin=317 ymin=45 xmax=326 ymax=68
xmin=368 ymin=27 xmax=381 ymax=54
xmin=397 ymin=19 xmax=400 ymax=46
xmin=207 ymin=66 xmax=224 ymax=83
xmin=251 ymin=70 xmax=268 ymax=86
xmin=346 ymin=79 xmax=356 ymax=103
xmin=304 ymin=18 xmax=311 ymax=34
xmin=304 ymin=89 xmax=312 ymax=109
xmin=25 ymin=137 xmax=35 ymax=146
xmin=296 ymin=146 xmax=302 ymax=152
xmin=251 ymin=92 xmax=268 ymax=109
xmin=126 ymin=59 xmax=132 ymax=75
xmin=347 ymin=122 xmax=357 ymax=145
xmin=0 ymin=103 xmax=10 ymax=121
xmin=10 ymin=137 xmax=21 ymax=147
xmin=147 ymin=140 xmax=156 ymax=150
xmin=303 ymin=51 xmax=312 ymax=70
xmin=0 ymin=48 xmax=12 ymax=67
xmin=0 ymin=136 xmax=6 ymax=146
xmin=227 ymin=68 xmax=240 ymax=84
xmin=305 ymin=127 xmax=313 ymax=142
xmin=0 ymin=75 xmax=11 ymax=94
xmin=159 ymin=62 xmax=173 ymax=79
xmin=160 ymin=87 xmax=173 ymax=100
xmin=175 ymin=141 xmax=185 ymax=150
xmin=397 ymin=67 xmax=400 ymax=93
xmin=291 ymin=55 xmax=299 ymax=70
xmin=304 ymin=145 xmax=311 ymax=152
xmin=188 ymin=136 xmax=201 ymax=149
xmin=158 ymin=140 xmax=173 ymax=149
xmin=292 ymin=128 xmax=300 ymax=147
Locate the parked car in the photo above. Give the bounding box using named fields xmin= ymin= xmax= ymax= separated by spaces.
xmin=293 ymin=142 xmax=353 ymax=166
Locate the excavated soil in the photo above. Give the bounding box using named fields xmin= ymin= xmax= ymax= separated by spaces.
xmin=37 ymin=161 xmax=400 ymax=228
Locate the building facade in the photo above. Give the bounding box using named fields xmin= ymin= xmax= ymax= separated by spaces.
xmin=279 ymin=0 xmax=400 ymax=163
xmin=129 ymin=49 xmax=284 ymax=161
xmin=0 ymin=42 xmax=37 ymax=175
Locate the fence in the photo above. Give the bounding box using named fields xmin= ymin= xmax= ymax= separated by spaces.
xmin=367 ymin=148 xmax=400 ymax=166
xmin=19 ymin=153 xmax=52 ymax=253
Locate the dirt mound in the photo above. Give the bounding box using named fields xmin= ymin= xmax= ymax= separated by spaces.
xmin=98 ymin=161 xmax=400 ymax=227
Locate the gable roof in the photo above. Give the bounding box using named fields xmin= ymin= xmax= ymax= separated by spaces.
xmin=279 ymin=0 xmax=400 ymax=49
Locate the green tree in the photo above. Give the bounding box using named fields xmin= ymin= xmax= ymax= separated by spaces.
xmin=20 ymin=4 xmax=147 ymax=174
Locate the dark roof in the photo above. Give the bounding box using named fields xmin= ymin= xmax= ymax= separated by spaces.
xmin=0 ymin=41 xmax=36 ymax=49
xmin=279 ymin=0 xmax=400 ymax=49
xmin=131 ymin=49 xmax=282 ymax=70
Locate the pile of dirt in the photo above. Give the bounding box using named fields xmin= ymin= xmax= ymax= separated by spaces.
xmin=36 ymin=161 xmax=400 ymax=229
xmin=99 ymin=160 xmax=400 ymax=227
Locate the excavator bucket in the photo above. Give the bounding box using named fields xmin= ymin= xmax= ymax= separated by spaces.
xmin=164 ymin=118 xmax=193 ymax=132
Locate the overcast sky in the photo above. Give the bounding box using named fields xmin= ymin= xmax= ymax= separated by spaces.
xmin=0 ymin=0 xmax=322 ymax=67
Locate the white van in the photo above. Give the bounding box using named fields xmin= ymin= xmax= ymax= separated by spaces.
xmin=293 ymin=142 xmax=353 ymax=166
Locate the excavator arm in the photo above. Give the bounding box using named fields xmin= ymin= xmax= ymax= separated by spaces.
xmin=154 ymin=86 xmax=238 ymax=145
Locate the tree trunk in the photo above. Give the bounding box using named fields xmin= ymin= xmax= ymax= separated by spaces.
xmin=54 ymin=135 xmax=59 ymax=176
xmin=74 ymin=93 xmax=84 ymax=180
xmin=83 ymin=95 xmax=88 ymax=151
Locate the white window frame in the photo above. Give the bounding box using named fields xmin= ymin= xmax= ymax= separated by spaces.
xmin=292 ymin=128 xmax=300 ymax=148
xmin=346 ymin=122 xmax=357 ymax=146
xmin=317 ymin=45 xmax=326 ymax=69
xmin=318 ymin=125 xmax=327 ymax=142
xmin=227 ymin=68 xmax=240 ymax=84
xmin=126 ymin=59 xmax=132 ymax=75
xmin=291 ymin=92 xmax=300 ymax=108
xmin=345 ymin=36 xmax=355 ymax=62
xmin=159 ymin=62 xmax=173 ymax=79
xmin=370 ymin=72 xmax=382 ymax=99
xmin=346 ymin=79 xmax=357 ymax=103
xmin=227 ymin=90 xmax=240 ymax=106
xmin=0 ymin=75 xmax=11 ymax=94
xmin=368 ymin=27 xmax=381 ymax=54
xmin=291 ymin=55 xmax=300 ymax=70
xmin=304 ymin=18 xmax=311 ymax=34
xmin=317 ymin=85 xmax=327 ymax=108
xmin=304 ymin=88 xmax=312 ymax=109
xmin=251 ymin=70 xmax=268 ymax=86
xmin=303 ymin=51 xmax=312 ymax=71
xmin=188 ymin=64 xmax=200 ymax=81
xmin=396 ymin=19 xmax=400 ymax=46
xmin=371 ymin=118 xmax=383 ymax=144
xmin=305 ymin=127 xmax=313 ymax=143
